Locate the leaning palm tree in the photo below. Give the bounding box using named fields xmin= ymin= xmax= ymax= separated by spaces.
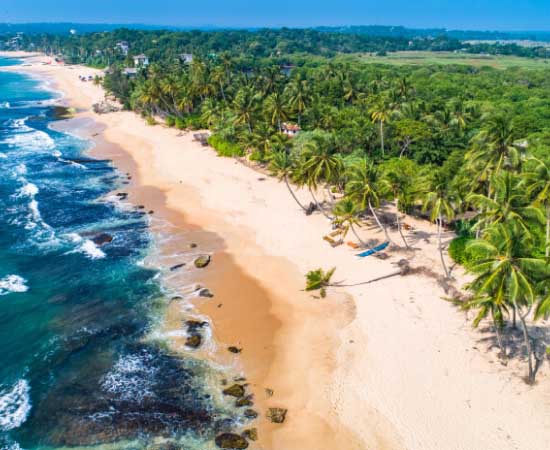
xmin=296 ymin=137 xmax=343 ymax=220
xmin=305 ymin=267 xmax=336 ymax=298
xmin=333 ymin=198 xmax=370 ymax=248
xmin=423 ymin=171 xmax=456 ymax=278
xmin=269 ymin=150 xmax=308 ymax=213
xmin=525 ymin=157 xmax=550 ymax=258
xmin=465 ymin=223 xmax=549 ymax=383
xmin=345 ymin=158 xmax=395 ymax=245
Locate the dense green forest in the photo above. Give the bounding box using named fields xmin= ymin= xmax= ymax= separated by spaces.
xmin=7 ymin=27 xmax=550 ymax=381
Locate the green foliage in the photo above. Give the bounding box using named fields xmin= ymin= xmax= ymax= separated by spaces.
xmin=175 ymin=117 xmax=186 ymax=130
xmin=208 ymin=134 xmax=245 ymax=157
xmin=165 ymin=115 xmax=176 ymax=127
xmin=305 ymin=267 xmax=336 ymax=291
xmin=145 ymin=115 xmax=156 ymax=126
xmin=448 ymin=236 xmax=473 ymax=266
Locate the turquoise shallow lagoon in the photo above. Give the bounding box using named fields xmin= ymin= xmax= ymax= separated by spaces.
xmin=0 ymin=58 xmax=240 ymax=450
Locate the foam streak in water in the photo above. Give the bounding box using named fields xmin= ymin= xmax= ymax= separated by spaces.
xmin=0 ymin=380 xmax=31 ymax=431
xmin=0 ymin=275 xmax=28 ymax=296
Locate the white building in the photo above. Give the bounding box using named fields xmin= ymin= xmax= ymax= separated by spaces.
xmin=180 ymin=53 xmax=193 ymax=64
xmin=133 ymin=54 xmax=150 ymax=67
xmin=115 ymin=41 xmax=130 ymax=56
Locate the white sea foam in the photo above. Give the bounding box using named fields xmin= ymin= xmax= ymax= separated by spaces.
xmin=0 ymin=101 xmax=10 ymax=109
xmin=65 ymin=233 xmax=106 ymax=260
xmin=17 ymin=182 xmax=39 ymax=198
xmin=0 ymin=380 xmax=31 ymax=431
xmin=0 ymin=152 xmax=7 ymax=159
xmin=101 ymin=352 xmax=157 ymax=402
xmin=3 ymin=129 xmax=55 ymax=152
xmin=0 ymin=275 xmax=28 ymax=296
xmin=52 ymin=150 xmax=62 ymax=158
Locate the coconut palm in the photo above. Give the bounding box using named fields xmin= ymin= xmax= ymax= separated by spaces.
xmin=345 ymin=158 xmax=394 ymax=244
xmin=423 ymin=171 xmax=456 ymax=278
xmin=269 ymin=150 xmax=308 ymax=213
xmin=370 ymin=101 xmax=392 ymax=156
xmin=232 ymin=86 xmax=260 ymax=133
xmin=296 ymin=137 xmax=343 ymax=219
xmin=285 ymin=77 xmax=311 ymax=126
xmin=333 ymin=198 xmax=370 ymax=248
xmin=305 ymin=267 xmax=336 ymax=298
xmin=467 ymin=171 xmax=543 ymax=237
xmin=525 ymin=157 xmax=550 ymax=258
xmin=465 ymin=223 xmax=549 ymax=383
xmin=265 ymin=92 xmax=289 ymax=132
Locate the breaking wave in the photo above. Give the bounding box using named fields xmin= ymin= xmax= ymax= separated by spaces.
xmin=0 ymin=380 xmax=31 ymax=431
xmin=0 ymin=275 xmax=28 ymax=296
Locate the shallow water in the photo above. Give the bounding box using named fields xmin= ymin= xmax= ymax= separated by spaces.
xmin=0 ymin=58 xmax=243 ymax=450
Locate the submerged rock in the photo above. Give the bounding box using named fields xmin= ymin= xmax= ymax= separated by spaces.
xmin=185 ymin=320 xmax=208 ymax=333
xmin=198 ymin=288 xmax=214 ymax=298
xmin=170 ymin=263 xmax=186 ymax=271
xmin=228 ymin=346 xmax=241 ymax=354
xmin=243 ymin=409 xmax=258 ymax=419
xmin=194 ymin=255 xmax=211 ymax=268
xmin=215 ymin=433 xmax=249 ymax=449
xmin=235 ymin=396 xmax=253 ymax=407
xmin=189 ymin=243 xmax=198 ymax=248
xmin=185 ymin=334 xmax=202 ymax=349
xmin=91 ymin=233 xmax=113 ymax=246
xmin=222 ymin=384 xmax=245 ymax=398
xmin=267 ymin=407 xmax=287 ymax=424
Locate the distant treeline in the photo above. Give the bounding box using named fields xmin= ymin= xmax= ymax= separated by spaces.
xmin=3 ymin=28 xmax=550 ymax=65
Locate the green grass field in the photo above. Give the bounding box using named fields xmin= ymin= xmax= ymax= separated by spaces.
xmin=358 ymin=51 xmax=550 ymax=69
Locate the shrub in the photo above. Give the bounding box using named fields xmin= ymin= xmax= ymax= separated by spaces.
xmin=448 ymin=236 xmax=471 ymax=265
xmin=249 ymin=150 xmax=265 ymax=162
xmin=208 ymin=135 xmax=245 ymax=157
xmin=145 ymin=115 xmax=156 ymax=126
xmin=165 ymin=115 xmax=176 ymax=127
xmin=175 ymin=117 xmax=186 ymax=130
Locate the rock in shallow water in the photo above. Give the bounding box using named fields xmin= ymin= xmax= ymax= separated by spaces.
xmin=185 ymin=334 xmax=202 ymax=348
xmin=243 ymin=409 xmax=258 ymax=419
xmin=91 ymin=233 xmax=113 ymax=246
xmin=194 ymin=255 xmax=211 ymax=268
xmin=215 ymin=433 xmax=249 ymax=449
xmin=222 ymin=384 xmax=245 ymax=398
xmin=242 ymin=428 xmax=258 ymax=441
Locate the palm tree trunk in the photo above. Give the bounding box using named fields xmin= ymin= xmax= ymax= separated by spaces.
xmin=493 ymin=317 xmax=506 ymax=358
xmin=380 ymin=121 xmax=384 ymax=156
xmin=309 ymin=187 xmax=333 ymax=220
xmin=518 ymin=309 xmax=535 ymax=383
xmin=396 ymin=198 xmax=409 ymax=248
xmin=546 ymin=204 xmax=550 ymax=258
xmin=368 ymin=200 xmax=394 ymax=245
xmin=437 ymin=214 xmax=450 ymax=278
xmin=350 ymin=223 xmax=373 ymax=250
xmin=284 ymin=175 xmax=308 ymax=213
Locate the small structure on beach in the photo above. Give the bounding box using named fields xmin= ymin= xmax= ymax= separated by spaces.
xmin=282 ymin=122 xmax=301 ymax=137
xmin=133 ymin=54 xmax=150 ymax=67
xmin=123 ymin=68 xmax=138 ymax=77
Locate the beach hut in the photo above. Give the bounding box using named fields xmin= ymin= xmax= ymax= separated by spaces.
xmin=282 ymin=122 xmax=301 ymax=137
xmin=180 ymin=53 xmax=193 ymax=64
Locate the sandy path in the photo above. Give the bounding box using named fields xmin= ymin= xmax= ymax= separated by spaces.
xmin=3 ymin=52 xmax=550 ymax=450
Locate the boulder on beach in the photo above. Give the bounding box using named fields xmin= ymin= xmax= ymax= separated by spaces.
xmin=228 ymin=346 xmax=242 ymax=354
xmin=189 ymin=243 xmax=198 ymax=248
xmin=214 ymin=433 xmax=249 ymax=449
xmin=236 ymin=396 xmax=253 ymax=407
xmin=91 ymin=233 xmax=113 ymax=246
xmin=194 ymin=255 xmax=211 ymax=268
xmin=198 ymin=288 xmax=214 ymax=298
xmin=170 ymin=263 xmax=186 ymax=271
xmin=222 ymin=384 xmax=245 ymax=398
xmin=267 ymin=407 xmax=287 ymax=424
xmin=242 ymin=428 xmax=258 ymax=441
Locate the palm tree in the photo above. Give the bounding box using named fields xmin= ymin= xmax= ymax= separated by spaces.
xmin=285 ymin=77 xmax=311 ymax=126
xmin=269 ymin=150 xmax=308 ymax=213
xmin=465 ymin=223 xmax=549 ymax=383
xmin=423 ymin=171 xmax=456 ymax=278
xmin=333 ymin=198 xmax=370 ymax=248
xmin=232 ymin=86 xmax=260 ymax=133
xmin=381 ymin=159 xmax=419 ymax=248
xmin=345 ymin=158 xmax=394 ymax=245
xmin=525 ymin=157 xmax=550 ymax=258
xmin=467 ymin=171 xmax=543 ymax=237
xmin=305 ymin=267 xmax=336 ymax=297
xmin=370 ymin=102 xmax=392 ymax=157
xmin=297 ymin=137 xmax=343 ymax=220
xmin=265 ymin=92 xmax=289 ymax=132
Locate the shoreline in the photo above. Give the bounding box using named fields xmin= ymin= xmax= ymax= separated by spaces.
xmin=5 ymin=52 xmax=550 ymax=450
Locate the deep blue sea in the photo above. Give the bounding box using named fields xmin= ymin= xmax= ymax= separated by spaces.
xmin=0 ymin=58 xmax=239 ymax=450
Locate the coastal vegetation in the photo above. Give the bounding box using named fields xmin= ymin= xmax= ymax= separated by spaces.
xmin=12 ymin=28 xmax=550 ymax=383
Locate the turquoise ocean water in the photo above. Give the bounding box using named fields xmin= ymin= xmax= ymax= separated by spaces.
xmin=0 ymin=58 xmax=241 ymax=450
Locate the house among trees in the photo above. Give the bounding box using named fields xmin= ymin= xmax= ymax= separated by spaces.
xmin=115 ymin=41 xmax=130 ymax=55
xmin=133 ymin=54 xmax=150 ymax=67
xmin=180 ymin=53 xmax=193 ymax=64
xmin=282 ymin=122 xmax=301 ymax=136
xmin=280 ymin=64 xmax=295 ymax=76
xmin=122 ymin=68 xmax=138 ymax=77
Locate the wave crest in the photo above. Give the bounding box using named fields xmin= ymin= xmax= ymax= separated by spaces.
xmin=0 ymin=380 xmax=31 ymax=431
xmin=0 ymin=275 xmax=28 ymax=296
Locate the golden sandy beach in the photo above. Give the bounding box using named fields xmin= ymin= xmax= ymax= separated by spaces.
xmin=4 ymin=52 xmax=550 ymax=450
